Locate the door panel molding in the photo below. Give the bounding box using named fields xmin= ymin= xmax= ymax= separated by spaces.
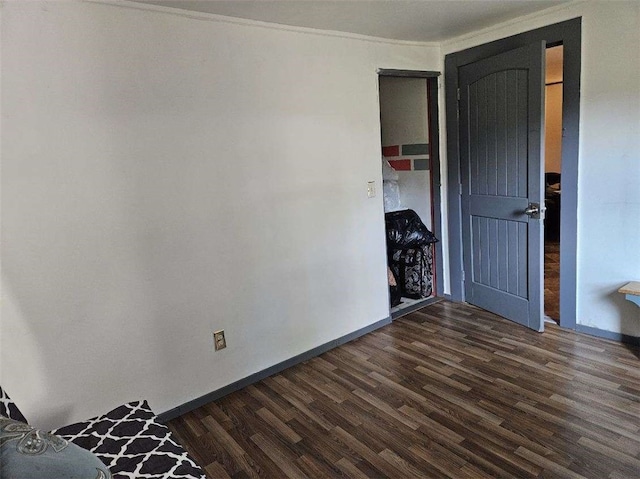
xmin=459 ymin=42 xmax=545 ymax=331
xmin=468 ymin=197 xmax=530 ymax=220
xmin=445 ymin=18 xmax=581 ymax=330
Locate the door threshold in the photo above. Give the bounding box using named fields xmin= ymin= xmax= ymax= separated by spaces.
xmin=391 ymin=296 xmax=442 ymax=320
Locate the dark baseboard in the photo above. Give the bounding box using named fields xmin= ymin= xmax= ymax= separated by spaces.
xmin=157 ymin=315 xmax=392 ymax=423
xmin=575 ymin=324 xmax=640 ymax=347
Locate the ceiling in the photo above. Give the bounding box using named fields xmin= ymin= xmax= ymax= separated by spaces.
xmin=134 ymin=1 xmax=571 ymax=43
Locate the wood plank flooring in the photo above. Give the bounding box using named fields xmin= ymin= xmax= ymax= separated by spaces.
xmin=168 ymin=301 xmax=640 ymax=478
xmin=544 ymin=241 xmax=560 ymax=322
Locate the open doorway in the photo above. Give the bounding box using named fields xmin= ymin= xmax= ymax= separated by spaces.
xmin=444 ymin=18 xmax=581 ymax=331
xmin=544 ymin=45 xmax=563 ymax=324
xmin=377 ymin=73 xmax=442 ymax=318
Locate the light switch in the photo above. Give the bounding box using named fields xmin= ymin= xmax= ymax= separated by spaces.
xmin=367 ymin=181 xmax=376 ymax=198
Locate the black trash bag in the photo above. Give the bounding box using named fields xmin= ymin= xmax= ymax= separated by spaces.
xmin=385 ymin=209 xmax=438 ymax=249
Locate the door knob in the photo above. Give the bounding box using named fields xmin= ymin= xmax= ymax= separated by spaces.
xmin=524 ymin=202 xmax=542 ymax=219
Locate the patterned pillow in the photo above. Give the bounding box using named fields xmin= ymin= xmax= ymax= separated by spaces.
xmin=0 ymin=415 xmax=112 ymax=478
xmin=0 ymin=386 xmax=28 ymax=423
xmin=53 ymin=401 xmax=206 ymax=479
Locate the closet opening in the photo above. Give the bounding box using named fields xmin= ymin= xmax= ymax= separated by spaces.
xmin=377 ymin=71 xmax=443 ymax=319
xmin=544 ymin=45 xmax=563 ymax=324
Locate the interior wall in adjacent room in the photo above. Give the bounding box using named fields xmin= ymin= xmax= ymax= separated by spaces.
xmin=545 ymin=83 xmax=563 ymax=173
xmin=545 ymin=45 xmax=563 ymax=173
xmin=379 ymin=77 xmax=432 ymax=228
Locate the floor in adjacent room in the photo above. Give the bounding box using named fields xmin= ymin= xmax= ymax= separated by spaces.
xmin=544 ymin=240 xmax=560 ymax=323
xmin=168 ymin=301 xmax=640 ymax=479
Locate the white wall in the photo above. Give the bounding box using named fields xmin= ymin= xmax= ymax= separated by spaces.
xmin=440 ymin=1 xmax=640 ymax=336
xmin=1 ymin=1 xmax=440 ymax=429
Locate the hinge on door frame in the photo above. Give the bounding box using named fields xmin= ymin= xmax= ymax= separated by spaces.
xmin=461 ymin=270 xmax=466 ymax=282
xmin=457 ymin=88 xmax=460 ymax=101
xmin=459 ymin=183 xmax=463 ymax=195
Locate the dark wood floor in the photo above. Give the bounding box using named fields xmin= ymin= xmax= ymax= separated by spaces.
xmin=168 ymin=301 xmax=640 ymax=478
xmin=545 ymin=241 xmax=560 ymax=322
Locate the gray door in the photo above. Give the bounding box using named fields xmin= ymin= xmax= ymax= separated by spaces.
xmin=458 ymin=42 xmax=545 ymax=331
